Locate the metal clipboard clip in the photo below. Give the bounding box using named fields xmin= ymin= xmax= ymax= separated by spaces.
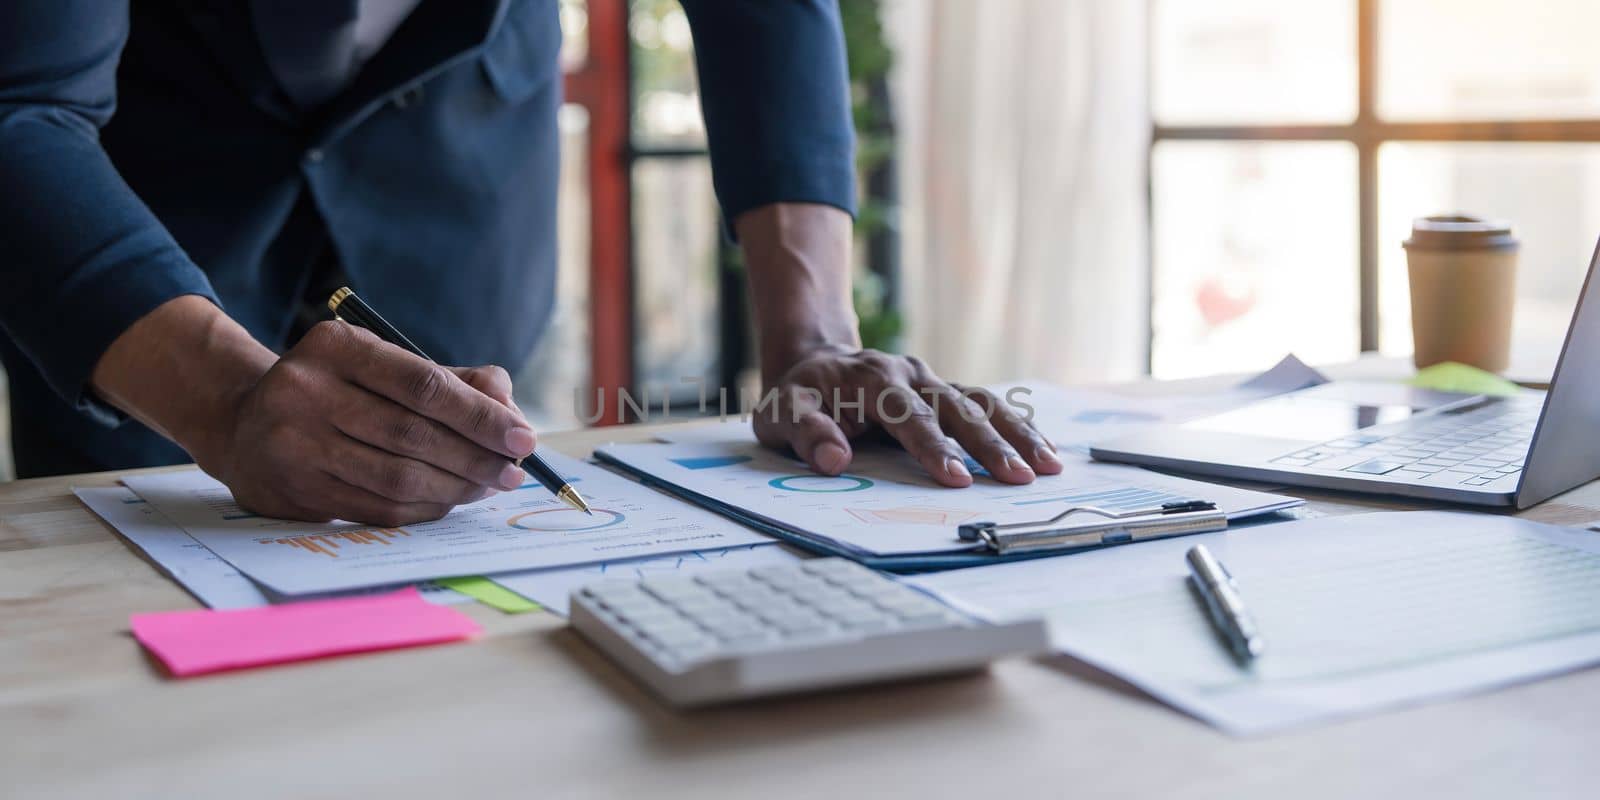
xmin=957 ymin=500 xmax=1227 ymax=556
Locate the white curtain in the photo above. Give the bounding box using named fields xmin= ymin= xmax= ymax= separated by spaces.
xmin=885 ymin=0 xmax=1150 ymax=386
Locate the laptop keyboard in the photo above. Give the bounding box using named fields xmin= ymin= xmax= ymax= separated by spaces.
xmin=1271 ymin=398 xmax=1540 ymax=486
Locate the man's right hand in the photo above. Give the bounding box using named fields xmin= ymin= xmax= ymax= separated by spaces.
xmin=209 ymin=321 xmax=535 ymax=525
xmin=91 ymin=297 xmax=534 ymax=526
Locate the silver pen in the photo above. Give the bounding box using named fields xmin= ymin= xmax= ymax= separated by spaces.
xmin=1185 ymin=544 xmax=1266 ymax=665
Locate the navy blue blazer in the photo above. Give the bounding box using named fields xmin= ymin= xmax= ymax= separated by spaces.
xmin=0 ymin=0 xmax=855 ymax=476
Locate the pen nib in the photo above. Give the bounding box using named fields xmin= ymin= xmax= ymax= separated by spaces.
xmin=558 ymin=485 xmax=592 ymax=515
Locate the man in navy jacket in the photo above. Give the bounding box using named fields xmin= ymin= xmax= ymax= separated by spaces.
xmin=0 ymin=0 xmax=1061 ymax=524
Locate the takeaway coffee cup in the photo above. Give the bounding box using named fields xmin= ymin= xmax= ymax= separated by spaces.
xmin=1403 ymin=215 xmax=1519 ymax=372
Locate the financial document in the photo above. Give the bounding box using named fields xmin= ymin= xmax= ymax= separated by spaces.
xmin=598 ymin=437 xmax=1301 ymax=558
xmin=490 ymin=543 xmax=803 ymax=616
xmin=75 ymin=487 xmax=469 ymax=608
xmin=121 ymin=452 xmax=772 ymax=596
xmin=905 ymin=511 xmax=1600 ymax=734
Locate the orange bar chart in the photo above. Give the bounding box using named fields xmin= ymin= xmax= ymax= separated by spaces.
xmin=261 ymin=529 xmax=410 ymax=558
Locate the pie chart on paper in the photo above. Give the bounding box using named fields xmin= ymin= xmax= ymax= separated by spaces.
xmin=507 ymin=508 xmax=627 ymax=532
xmin=767 ymin=474 xmax=875 ymax=493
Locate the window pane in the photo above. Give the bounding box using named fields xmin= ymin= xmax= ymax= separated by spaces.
xmin=633 ymin=157 xmax=720 ymax=396
xmin=1152 ymin=0 xmax=1356 ymax=126
xmin=559 ymin=0 xmax=587 ymax=72
xmin=1378 ymin=143 xmax=1600 ymax=365
xmin=515 ymin=105 xmax=592 ymax=430
xmin=1378 ymin=0 xmax=1600 ymax=121
xmin=630 ymin=0 xmax=706 ymax=148
xmin=1152 ymin=141 xmax=1360 ymax=378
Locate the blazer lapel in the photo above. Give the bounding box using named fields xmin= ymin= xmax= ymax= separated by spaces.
xmin=314 ymin=0 xmax=504 ymax=145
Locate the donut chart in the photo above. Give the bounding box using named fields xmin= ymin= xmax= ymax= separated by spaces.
xmin=508 ymin=508 xmax=626 ymax=532
xmin=767 ymin=474 xmax=875 ymax=493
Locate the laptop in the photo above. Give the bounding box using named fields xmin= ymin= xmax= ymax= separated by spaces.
xmin=1090 ymin=238 xmax=1600 ymax=509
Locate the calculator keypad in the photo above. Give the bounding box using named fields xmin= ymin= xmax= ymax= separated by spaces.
xmin=581 ymin=558 xmax=968 ymax=665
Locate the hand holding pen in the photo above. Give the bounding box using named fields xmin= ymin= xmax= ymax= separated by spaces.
xmin=189 ymin=311 xmax=543 ymax=527
xmin=328 ymin=288 xmax=589 ymax=515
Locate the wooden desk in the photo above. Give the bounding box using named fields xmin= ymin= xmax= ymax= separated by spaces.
xmin=3 ymin=375 xmax=1596 ymax=799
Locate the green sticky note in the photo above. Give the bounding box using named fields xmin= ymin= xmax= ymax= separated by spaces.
xmin=434 ymin=576 xmax=541 ymax=614
xmin=1409 ymin=361 xmax=1521 ymax=398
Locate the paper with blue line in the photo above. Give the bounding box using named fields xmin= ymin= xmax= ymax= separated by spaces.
xmin=597 ymin=435 xmax=1301 ymax=561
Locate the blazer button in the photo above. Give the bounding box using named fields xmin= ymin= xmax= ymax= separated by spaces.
xmin=305 ymin=149 xmax=324 ymax=165
xmin=394 ymin=86 xmax=424 ymax=109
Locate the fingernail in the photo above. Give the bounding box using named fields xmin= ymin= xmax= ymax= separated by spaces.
xmin=499 ymin=462 xmax=525 ymax=490
xmin=505 ymin=426 xmax=536 ymax=457
xmin=815 ymin=442 xmax=849 ymax=474
xmin=1035 ymin=445 xmax=1061 ymax=466
xmin=1007 ymin=455 xmax=1035 ymax=477
xmin=946 ymin=457 xmax=971 ymax=481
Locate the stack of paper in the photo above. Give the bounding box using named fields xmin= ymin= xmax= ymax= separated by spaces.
xmin=81 ymin=450 xmax=780 ymax=617
xmin=117 ymin=451 xmax=773 ymax=597
xmin=75 ymin=487 xmax=473 ymax=609
xmin=905 ymin=511 xmax=1600 ymax=734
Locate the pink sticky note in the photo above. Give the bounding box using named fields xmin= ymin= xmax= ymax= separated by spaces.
xmin=130 ymin=587 xmax=481 ymax=677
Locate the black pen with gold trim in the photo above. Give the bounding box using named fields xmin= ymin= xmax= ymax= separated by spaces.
xmin=328 ymin=287 xmax=591 ymax=515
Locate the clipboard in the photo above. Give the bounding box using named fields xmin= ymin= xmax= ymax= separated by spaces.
xmin=957 ymin=500 xmax=1227 ymax=555
xmin=594 ymin=451 xmax=1233 ymax=572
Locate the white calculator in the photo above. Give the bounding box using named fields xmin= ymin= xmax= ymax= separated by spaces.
xmin=570 ymin=558 xmax=1048 ymax=707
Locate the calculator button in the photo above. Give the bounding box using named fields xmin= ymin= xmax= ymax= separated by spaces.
xmin=685 ymin=610 xmax=748 ymax=630
xmin=750 ymin=565 xmax=805 ymax=582
xmin=798 ymin=591 xmax=857 ymax=610
xmin=617 ymin=607 xmax=683 ymax=629
xmin=696 ymin=573 xmax=757 ymax=590
xmin=738 ymin=599 xmax=801 ymax=619
xmin=783 ymin=579 xmax=836 ymax=597
xmin=668 ymin=596 xmax=724 ymax=615
xmin=639 ymin=576 xmax=701 ymax=594
xmin=851 ymin=582 xmax=918 ymax=600
xmin=769 ymin=613 xmax=828 ymax=633
xmin=817 ymin=604 xmax=882 ymax=623
xmin=841 ymin=617 xmax=894 ymax=634
xmin=600 ymin=596 xmax=664 ymax=616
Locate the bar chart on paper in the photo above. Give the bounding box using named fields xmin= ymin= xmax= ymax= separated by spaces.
xmin=74 ymin=487 xmax=472 ymax=609
xmin=1008 ymin=486 xmax=1195 ymax=510
xmin=264 ymin=529 xmax=411 ymax=558
xmin=121 ymin=451 xmax=772 ymax=596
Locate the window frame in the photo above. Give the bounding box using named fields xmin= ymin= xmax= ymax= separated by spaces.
xmin=1148 ymin=0 xmax=1600 ymax=366
xmin=567 ymin=0 xmax=741 ymax=422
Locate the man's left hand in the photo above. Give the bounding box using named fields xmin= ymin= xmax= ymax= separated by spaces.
xmin=753 ymin=345 xmax=1063 ymax=488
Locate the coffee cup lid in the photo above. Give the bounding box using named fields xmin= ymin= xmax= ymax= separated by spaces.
xmin=1404 ymin=215 xmax=1519 ymax=251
